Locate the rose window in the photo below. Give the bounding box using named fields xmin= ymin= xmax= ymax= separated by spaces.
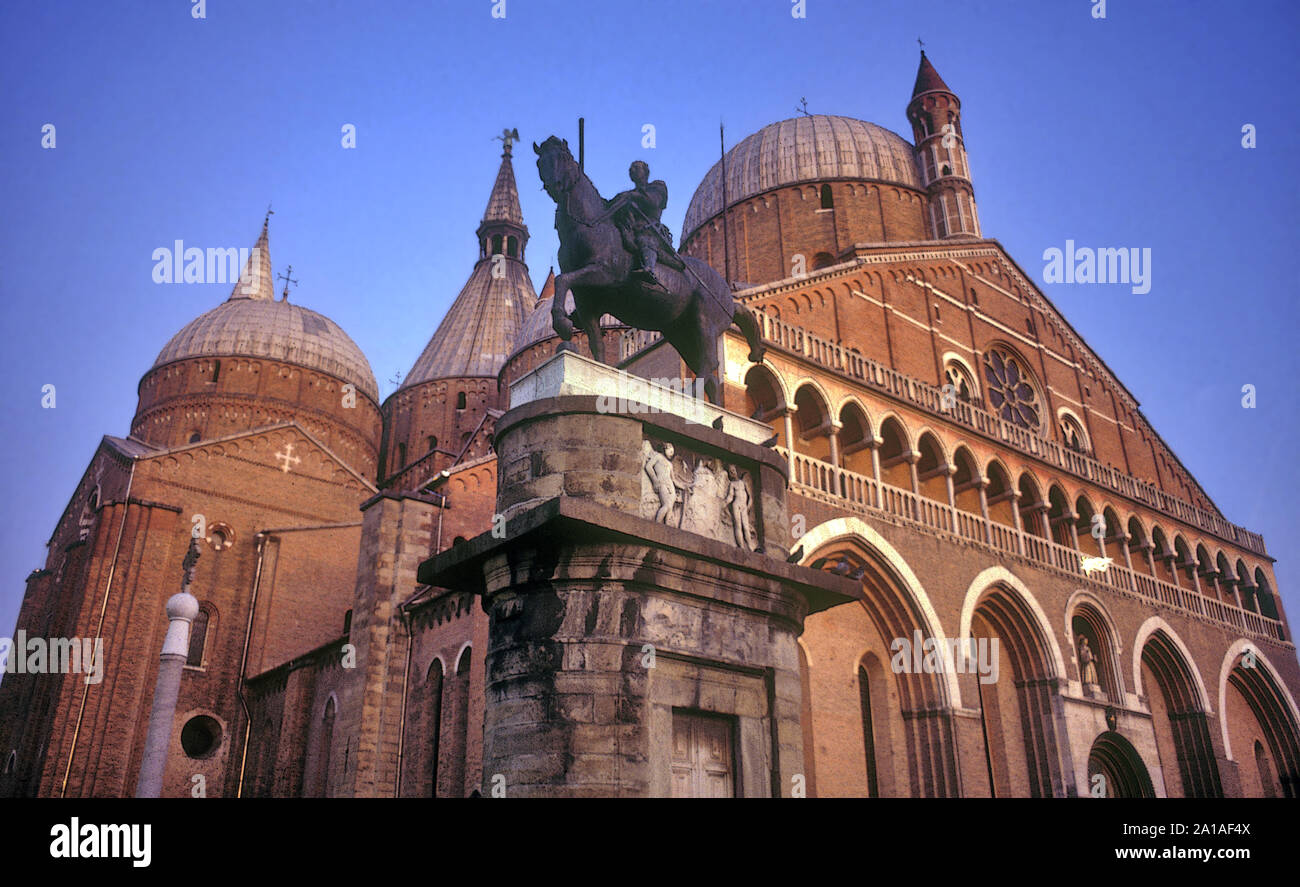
xmin=983 ymin=347 xmax=1040 ymax=430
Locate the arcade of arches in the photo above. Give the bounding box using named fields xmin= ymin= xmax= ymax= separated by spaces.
xmin=792 ymin=522 xmax=1300 ymax=797
xmin=741 ymin=363 xmax=1283 ymax=630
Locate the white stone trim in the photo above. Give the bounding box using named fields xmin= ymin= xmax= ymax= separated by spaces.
xmin=1216 ymin=640 xmax=1300 ymax=762
xmin=958 ymin=566 xmax=1067 ymax=680
xmin=1131 ymin=617 xmax=1212 ymax=714
xmin=795 ymin=516 xmax=961 ymax=708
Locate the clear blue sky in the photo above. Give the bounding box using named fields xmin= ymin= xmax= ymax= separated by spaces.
xmin=2 ymin=1 xmax=1297 ymax=639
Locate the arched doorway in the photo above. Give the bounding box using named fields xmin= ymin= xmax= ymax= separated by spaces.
xmin=1139 ymin=628 xmax=1221 ymax=797
xmin=1087 ymin=731 xmax=1155 ymax=797
xmin=797 ymin=520 xmax=960 ymax=797
xmin=965 ymin=571 xmax=1067 ymax=797
xmin=1223 ymin=647 xmax=1300 ymax=798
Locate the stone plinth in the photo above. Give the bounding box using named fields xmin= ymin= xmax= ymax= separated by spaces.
xmin=509 ymin=349 xmax=774 ymax=446
xmin=420 ymin=360 xmax=856 ymax=797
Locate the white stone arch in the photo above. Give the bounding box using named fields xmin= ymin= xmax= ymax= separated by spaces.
xmin=1131 ymin=617 xmax=1212 ymax=713
xmin=423 ymin=653 xmax=448 ymax=684
xmin=912 ymin=425 xmax=951 ymax=468
xmin=789 ymin=376 xmax=835 ymax=416
xmin=738 ymin=359 xmax=791 ymax=410
xmin=958 ymin=566 xmax=1067 ymax=680
xmin=940 ymin=351 xmax=981 ymax=400
xmin=874 ymin=410 xmax=915 ymax=455
xmin=834 ymin=394 xmax=875 ymax=435
xmin=949 ymin=441 xmax=981 ymax=474
xmin=453 ymin=641 xmax=474 ymax=675
xmin=982 ymin=455 xmax=1016 ymax=492
xmin=795 ymin=516 xmax=961 ymax=708
xmin=1216 ymin=640 xmax=1300 ymax=762
xmin=1056 ymin=406 xmax=1091 ymax=452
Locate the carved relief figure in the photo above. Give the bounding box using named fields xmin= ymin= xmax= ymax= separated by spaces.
xmin=723 ymin=464 xmax=756 ymax=551
xmin=643 ymin=440 xmax=685 ymax=524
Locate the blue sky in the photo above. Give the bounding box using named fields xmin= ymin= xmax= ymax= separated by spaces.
xmin=1 ymin=0 xmax=1296 ymax=637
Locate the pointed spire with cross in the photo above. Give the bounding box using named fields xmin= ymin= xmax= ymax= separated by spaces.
xmin=795 ymin=97 xmax=811 ymax=117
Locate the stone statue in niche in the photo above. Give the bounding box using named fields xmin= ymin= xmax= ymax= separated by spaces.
xmin=1078 ymin=634 xmax=1099 ymax=687
xmin=641 ymin=437 xmax=757 ymax=551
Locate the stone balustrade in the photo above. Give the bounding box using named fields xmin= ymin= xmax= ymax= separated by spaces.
xmin=756 ymin=312 xmax=1268 ymax=557
xmin=780 ymin=447 xmax=1286 ymax=644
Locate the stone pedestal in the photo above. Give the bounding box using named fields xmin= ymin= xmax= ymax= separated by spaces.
xmin=419 ymin=353 xmax=856 ymax=797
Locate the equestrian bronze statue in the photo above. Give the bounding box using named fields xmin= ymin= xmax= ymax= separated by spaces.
xmin=534 ymin=136 xmax=764 ymax=404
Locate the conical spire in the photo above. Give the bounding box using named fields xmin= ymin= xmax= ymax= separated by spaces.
xmin=912 ymin=50 xmax=951 ymax=97
xmin=481 ymin=140 xmax=525 ymax=228
xmin=401 ymin=138 xmax=536 ymax=388
xmin=228 ymin=218 xmax=274 ymax=301
xmin=538 ymin=267 xmax=556 ymax=304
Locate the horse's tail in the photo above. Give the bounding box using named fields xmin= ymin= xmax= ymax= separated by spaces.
xmin=733 ymin=304 xmax=765 ymax=364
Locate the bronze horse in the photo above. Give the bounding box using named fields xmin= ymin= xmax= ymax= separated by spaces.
xmin=534 ymin=136 xmax=763 ymax=404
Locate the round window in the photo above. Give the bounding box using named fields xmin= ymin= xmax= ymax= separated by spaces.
xmin=983 ymin=347 xmax=1041 ymax=430
xmin=180 ymin=715 xmax=222 ymax=759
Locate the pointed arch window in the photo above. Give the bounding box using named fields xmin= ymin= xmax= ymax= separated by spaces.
xmin=186 ymin=605 xmax=212 ymax=667
xmin=943 ymin=359 xmax=976 ymax=404
xmin=491 ymin=235 xmax=503 ymax=256
xmin=857 ymin=664 xmax=879 ymax=797
xmin=1059 ymin=411 xmax=1089 ymax=454
xmin=819 ymin=184 xmax=834 ymax=209
xmin=506 ymin=235 xmax=519 ymax=258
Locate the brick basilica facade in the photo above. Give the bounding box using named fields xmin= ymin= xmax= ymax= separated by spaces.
xmin=1 ymin=52 xmax=1296 ymax=798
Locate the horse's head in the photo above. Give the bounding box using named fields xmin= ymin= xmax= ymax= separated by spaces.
xmin=534 ymin=136 xmax=574 ymax=200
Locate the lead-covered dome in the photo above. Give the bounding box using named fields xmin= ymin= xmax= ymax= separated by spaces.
xmin=153 ymin=297 xmax=379 ymax=402
xmin=681 ymin=115 xmax=922 ymax=241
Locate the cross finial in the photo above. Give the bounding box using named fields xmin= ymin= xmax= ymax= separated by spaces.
xmin=494 ymin=127 xmax=521 ymax=157
xmin=918 ymin=37 xmax=925 ymax=53
xmin=277 ymin=265 xmax=298 ymax=300
xmin=181 ymin=537 xmax=201 ymax=589
xmin=795 ymin=97 xmax=810 ymax=117
xmin=264 ymin=203 xmax=274 ymax=226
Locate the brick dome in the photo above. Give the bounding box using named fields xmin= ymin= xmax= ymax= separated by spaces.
xmin=153 ymin=297 xmax=379 ymax=402
xmin=681 ymin=115 xmax=923 ymax=242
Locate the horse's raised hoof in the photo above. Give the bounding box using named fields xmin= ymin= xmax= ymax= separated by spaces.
xmin=748 ymin=349 xmax=764 ymax=363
